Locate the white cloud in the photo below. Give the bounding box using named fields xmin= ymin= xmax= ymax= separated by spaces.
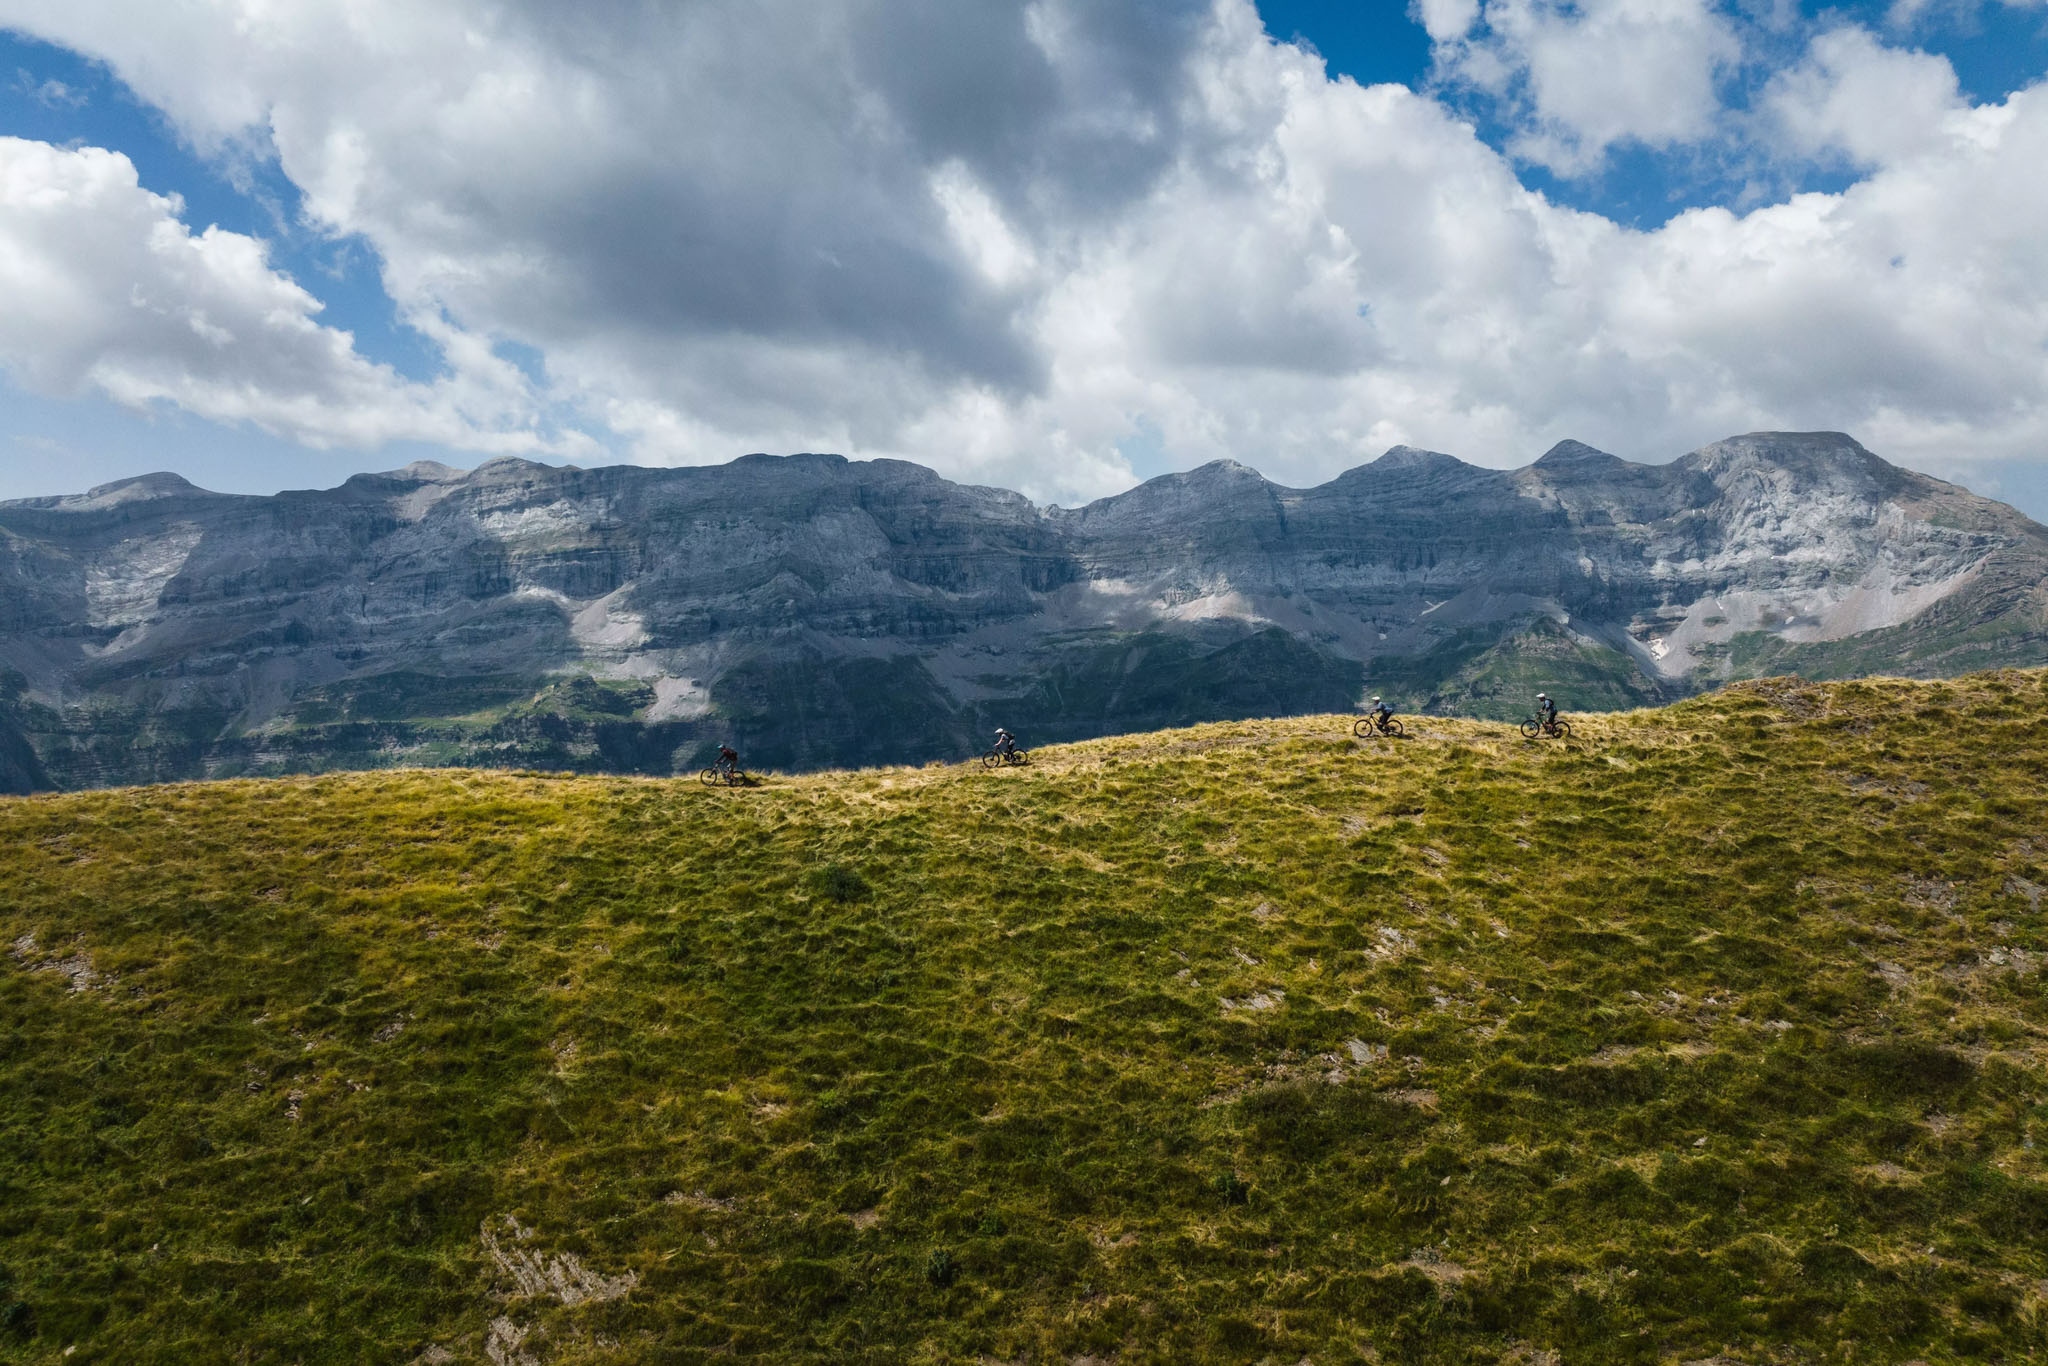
xmin=0 ymin=137 xmax=574 ymax=455
xmin=13 ymin=68 xmax=84 ymax=107
xmin=1889 ymin=0 xmax=2048 ymax=29
xmin=930 ymin=161 xmax=1039 ymax=292
xmin=1434 ymin=0 xmax=1745 ymax=174
xmin=1412 ymin=0 xmax=1481 ymax=43
xmin=1765 ymin=26 xmax=1967 ymax=166
xmin=0 ymin=0 xmax=2046 ymax=505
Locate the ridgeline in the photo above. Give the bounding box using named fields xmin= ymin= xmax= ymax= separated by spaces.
xmin=4 ymin=673 xmax=2047 ymax=1363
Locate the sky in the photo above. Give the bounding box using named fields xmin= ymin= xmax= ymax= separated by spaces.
xmin=2 ymin=1 xmax=2047 ymax=517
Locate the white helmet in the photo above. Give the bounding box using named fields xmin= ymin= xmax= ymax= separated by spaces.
xmin=1537 ymin=693 xmax=1548 ymax=699
xmin=1371 ymin=695 xmax=1381 ymax=702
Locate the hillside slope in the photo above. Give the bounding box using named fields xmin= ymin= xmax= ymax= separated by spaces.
xmin=5 ymin=432 xmax=2046 ymax=789
xmin=4 ymin=673 xmax=2048 ymax=1363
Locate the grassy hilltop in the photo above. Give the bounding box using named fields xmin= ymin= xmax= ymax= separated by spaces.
xmin=4 ymin=673 xmax=2048 ymax=1364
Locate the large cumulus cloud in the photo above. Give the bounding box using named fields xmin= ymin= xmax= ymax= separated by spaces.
xmin=0 ymin=136 xmax=566 ymax=453
xmin=1 ymin=0 xmax=2046 ymax=502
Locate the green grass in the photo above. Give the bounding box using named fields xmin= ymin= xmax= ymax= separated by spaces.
xmin=1372 ymin=616 xmax=1671 ymax=719
xmin=4 ymin=672 xmax=2048 ymax=1363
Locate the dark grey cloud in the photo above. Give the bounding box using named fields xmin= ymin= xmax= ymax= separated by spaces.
xmin=846 ymin=0 xmax=1207 ymax=221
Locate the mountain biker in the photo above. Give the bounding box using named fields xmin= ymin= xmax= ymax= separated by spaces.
xmin=717 ymin=743 xmax=740 ymax=772
xmin=993 ymin=727 xmax=1017 ymax=757
xmin=1536 ymin=693 xmax=1558 ymax=732
xmin=1369 ymin=695 xmax=1396 ymax=731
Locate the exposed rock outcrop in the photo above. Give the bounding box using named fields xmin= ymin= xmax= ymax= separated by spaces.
xmin=2 ymin=432 xmax=2042 ymax=787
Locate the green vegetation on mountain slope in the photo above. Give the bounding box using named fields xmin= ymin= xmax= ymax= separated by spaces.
xmin=1370 ymin=616 xmax=1673 ymax=719
xmin=4 ymin=673 xmax=2048 ymax=1364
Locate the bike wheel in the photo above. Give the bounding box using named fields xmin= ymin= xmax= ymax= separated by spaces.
xmin=1552 ymin=721 xmax=1572 ymax=741
xmin=699 ymin=767 xmax=720 ymax=785
xmin=1383 ymin=719 xmax=1405 ymax=738
xmin=1518 ymin=720 xmax=1541 ymax=740
xmin=1006 ymin=749 xmax=1028 ymax=766
xmin=981 ymin=751 xmax=1000 ymax=769
xmin=728 ymin=768 xmax=750 ymax=786
xmin=1352 ymin=717 xmax=1374 ymax=738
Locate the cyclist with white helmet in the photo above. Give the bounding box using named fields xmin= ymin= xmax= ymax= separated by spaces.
xmin=1354 ymin=694 xmax=1405 ymax=739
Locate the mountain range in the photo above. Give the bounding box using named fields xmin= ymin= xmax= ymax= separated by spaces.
xmin=3 ymin=430 xmax=2044 ymax=790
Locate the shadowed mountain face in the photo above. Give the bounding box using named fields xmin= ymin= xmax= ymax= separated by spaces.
xmin=2 ymin=432 xmax=2044 ymax=789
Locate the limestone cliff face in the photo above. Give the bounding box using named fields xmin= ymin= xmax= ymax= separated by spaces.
xmin=2 ymin=432 xmax=2043 ymax=788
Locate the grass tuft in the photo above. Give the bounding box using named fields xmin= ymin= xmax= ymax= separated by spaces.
xmin=810 ymin=862 xmax=873 ymax=905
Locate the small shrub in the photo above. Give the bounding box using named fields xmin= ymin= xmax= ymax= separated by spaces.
xmin=1845 ymin=1042 xmax=1974 ymax=1097
xmin=1212 ymin=1171 xmax=1251 ymax=1206
xmin=811 ymin=863 xmax=871 ymax=904
xmin=1209 ymin=1315 xmax=1267 ymax=1353
xmin=924 ymin=1247 xmax=957 ymax=1287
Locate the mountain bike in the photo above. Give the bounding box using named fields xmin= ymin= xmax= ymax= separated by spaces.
xmin=700 ymin=761 xmax=751 ymax=786
xmin=981 ymin=746 xmax=1028 ymax=769
xmin=1519 ymin=716 xmax=1572 ymax=741
xmin=1352 ymin=714 xmax=1406 ymax=739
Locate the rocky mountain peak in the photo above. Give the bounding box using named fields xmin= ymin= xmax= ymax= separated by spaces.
xmin=1181 ymin=458 xmax=1264 ymax=482
xmin=0 ymin=471 xmax=224 ymax=517
xmin=1370 ymin=445 xmax=1461 ymax=469
xmin=76 ymin=472 xmax=204 ymax=507
xmin=1057 ymin=458 xmax=1274 ymax=525
xmin=1678 ymin=432 xmax=1908 ymax=503
xmin=732 ymin=451 xmax=855 ymax=472
xmin=1685 ymin=430 xmax=1874 ymax=471
xmin=340 ymin=460 xmax=472 ymax=495
xmin=1533 ymin=439 xmax=1628 ymax=470
xmin=389 ymin=460 xmax=469 ymax=483
xmin=1321 ymin=445 xmax=1494 ymax=500
xmin=466 ymin=456 xmax=576 ymax=486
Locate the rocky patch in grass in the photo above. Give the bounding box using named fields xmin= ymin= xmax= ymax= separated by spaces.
xmin=479 ymin=1215 xmax=637 ymax=1308
xmin=7 ymin=932 xmax=105 ymax=992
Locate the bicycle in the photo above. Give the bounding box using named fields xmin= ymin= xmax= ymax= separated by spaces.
xmin=1518 ymin=716 xmax=1572 ymax=741
xmin=1352 ymin=714 xmax=1406 ymax=739
xmin=980 ymin=746 xmax=1028 ymax=769
xmin=699 ymin=761 xmax=751 ymax=787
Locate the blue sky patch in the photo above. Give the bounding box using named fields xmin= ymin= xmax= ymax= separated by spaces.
xmin=2 ymin=28 xmax=442 ymax=383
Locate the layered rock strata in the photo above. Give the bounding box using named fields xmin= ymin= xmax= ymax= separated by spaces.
xmin=2 ymin=432 xmax=2042 ymax=788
